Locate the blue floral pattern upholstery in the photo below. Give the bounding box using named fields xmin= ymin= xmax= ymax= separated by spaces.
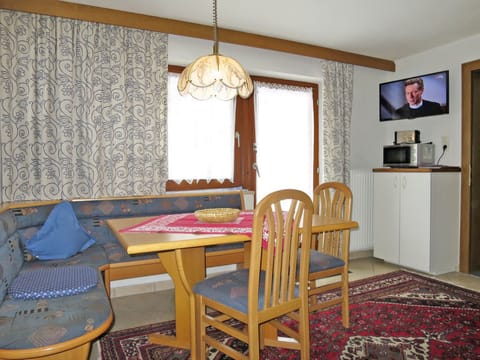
xmin=14 ymin=192 xmax=244 ymax=264
xmin=194 ymin=269 xmax=251 ymax=313
xmin=193 ymin=269 xmax=300 ymax=314
xmin=0 ymin=210 xmax=111 ymax=350
xmin=0 ymin=211 xmax=23 ymax=303
xmin=0 ymin=273 xmax=110 ymax=349
xmin=0 ymin=191 xmax=244 ymax=352
xmin=306 ymin=249 xmax=345 ymax=273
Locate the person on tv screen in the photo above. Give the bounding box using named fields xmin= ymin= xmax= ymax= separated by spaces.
xmin=394 ymin=77 xmax=443 ymax=119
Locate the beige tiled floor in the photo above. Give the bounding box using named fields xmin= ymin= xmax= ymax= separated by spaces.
xmin=90 ymin=257 xmax=480 ymax=359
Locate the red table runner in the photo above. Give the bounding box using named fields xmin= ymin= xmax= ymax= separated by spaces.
xmin=119 ymin=211 xmax=254 ymax=236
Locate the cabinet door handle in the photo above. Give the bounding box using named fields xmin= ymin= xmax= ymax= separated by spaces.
xmin=402 ymin=175 xmax=407 ymax=189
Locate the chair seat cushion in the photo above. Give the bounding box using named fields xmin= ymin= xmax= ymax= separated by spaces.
xmin=8 ymin=265 xmax=98 ymax=300
xmin=194 ymin=269 xmax=250 ymax=313
xmin=194 ymin=269 xmax=293 ymax=314
xmin=307 ymin=249 xmax=345 ymax=273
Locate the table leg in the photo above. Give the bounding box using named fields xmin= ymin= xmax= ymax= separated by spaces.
xmin=148 ymin=247 xmax=205 ymax=359
xmin=243 ymin=241 xmax=251 ymax=268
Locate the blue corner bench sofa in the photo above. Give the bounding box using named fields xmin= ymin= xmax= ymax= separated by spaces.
xmin=0 ymin=190 xmax=245 ymax=360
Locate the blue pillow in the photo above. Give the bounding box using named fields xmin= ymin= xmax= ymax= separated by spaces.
xmin=25 ymin=201 xmax=96 ymax=260
xmin=8 ymin=265 xmax=99 ymax=299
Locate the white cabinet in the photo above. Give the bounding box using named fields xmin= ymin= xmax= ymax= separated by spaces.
xmin=373 ymin=170 xmax=460 ymax=275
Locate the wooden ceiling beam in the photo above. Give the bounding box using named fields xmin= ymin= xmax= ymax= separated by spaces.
xmin=0 ymin=0 xmax=395 ymax=71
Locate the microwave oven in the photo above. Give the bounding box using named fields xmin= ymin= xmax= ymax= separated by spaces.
xmin=383 ymin=143 xmax=435 ymax=167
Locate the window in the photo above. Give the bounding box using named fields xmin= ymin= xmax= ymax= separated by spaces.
xmin=254 ymin=82 xmax=314 ymax=201
xmin=166 ymin=67 xmax=318 ymax=196
xmin=167 ymin=72 xmax=236 ymax=183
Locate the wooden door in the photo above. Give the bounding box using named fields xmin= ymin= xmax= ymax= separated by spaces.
xmin=461 ymin=59 xmax=480 ymax=274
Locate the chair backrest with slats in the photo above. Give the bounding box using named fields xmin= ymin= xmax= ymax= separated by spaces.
xmin=314 ymin=182 xmax=352 ymax=220
xmin=248 ymin=189 xmax=313 ymax=315
xmin=313 ymin=182 xmax=353 ymax=257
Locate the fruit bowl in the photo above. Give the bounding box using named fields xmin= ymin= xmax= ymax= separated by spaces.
xmin=194 ymin=208 xmax=240 ymax=223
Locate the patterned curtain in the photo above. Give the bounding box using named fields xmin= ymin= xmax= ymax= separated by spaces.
xmin=321 ymin=60 xmax=354 ymax=184
xmin=0 ymin=10 xmax=168 ymax=202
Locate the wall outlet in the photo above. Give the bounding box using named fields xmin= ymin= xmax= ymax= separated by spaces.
xmin=441 ymin=136 xmax=449 ymax=149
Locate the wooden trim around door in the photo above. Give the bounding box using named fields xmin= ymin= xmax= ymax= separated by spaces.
xmin=460 ymin=59 xmax=480 ymax=272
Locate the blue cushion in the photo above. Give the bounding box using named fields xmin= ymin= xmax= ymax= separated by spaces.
xmin=193 ymin=269 xmax=299 ymax=313
xmin=8 ymin=265 xmax=98 ymax=300
xmin=25 ymin=201 xmax=96 ymax=260
xmin=194 ymin=269 xmax=251 ymax=313
xmin=307 ymin=249 xmax=345 ymax=273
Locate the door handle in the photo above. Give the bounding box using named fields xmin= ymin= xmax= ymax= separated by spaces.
xmin=235 ymin=131 xmax=240 ymax=148
xmin=252 ymin=163 xmax=260 ymax=177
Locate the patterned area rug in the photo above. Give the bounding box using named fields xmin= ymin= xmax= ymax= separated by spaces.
xmin=99 ymin=270 xmax=480 ymax=359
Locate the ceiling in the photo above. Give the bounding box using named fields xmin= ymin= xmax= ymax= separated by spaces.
xmin=63 ymin=0 xmax=480 ymax=61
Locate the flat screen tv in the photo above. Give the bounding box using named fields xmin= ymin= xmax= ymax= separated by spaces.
xmin=379 ymin=70 xmax=449 ymax=121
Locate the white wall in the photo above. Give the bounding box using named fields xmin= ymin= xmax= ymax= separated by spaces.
xmin=348 ymin=34 xmax=480 ymax=254
xmin=351 ymin=33 xmax=480 ymax=171
xmin=169 ymin=33 xmax=480 ymax=173
xmin=169 ymin=35 xmax=324 ymax=82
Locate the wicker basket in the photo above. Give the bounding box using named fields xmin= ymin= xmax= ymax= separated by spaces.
xmin=194 ymin=208 xmax=240 ymax=223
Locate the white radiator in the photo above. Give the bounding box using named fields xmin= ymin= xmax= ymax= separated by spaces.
xmin=350 ymin=170 xmax=374 ymax=251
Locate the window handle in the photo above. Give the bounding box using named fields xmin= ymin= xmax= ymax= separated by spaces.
xmin=235 ymin=131 xmax=240 ymax=148
xmin=252 ymin=163 xmax=260 ymax=177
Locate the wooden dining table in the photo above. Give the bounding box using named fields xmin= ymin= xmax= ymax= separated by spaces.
xmin=107 ymin=213 xmax=358 ymax=360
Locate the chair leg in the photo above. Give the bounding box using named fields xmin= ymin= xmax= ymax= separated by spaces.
xmin=341 ymin=268 xmax=350 ymax=328
xmin=299 ymin=301 xmax=311 ymax=360
xmin=248 ymin=323 xmax=260 ymax=360
xmin=308 ymin=279 xmax=319 ymax=310
xmin=196 ymin=295 xmax=207 ymax=360
xmin=258 ymin=324 xmax=265 ymax=350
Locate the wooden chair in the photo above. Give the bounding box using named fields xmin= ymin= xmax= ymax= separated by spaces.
xmin=308 ymin=181 xmax=353 ymax=327
xmin=193 ymin=189 xmax=313 ymax=360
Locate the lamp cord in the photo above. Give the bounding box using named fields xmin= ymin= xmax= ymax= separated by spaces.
xmin=212 ymin=0 xmax=219 ymax=54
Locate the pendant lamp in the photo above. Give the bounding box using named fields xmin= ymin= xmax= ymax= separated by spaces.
xmin=177 ymin=0 xmax=253 ymax=100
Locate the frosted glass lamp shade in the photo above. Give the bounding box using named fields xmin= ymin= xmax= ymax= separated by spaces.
xmin=178 ymin=54 xmax=253 ymax=100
